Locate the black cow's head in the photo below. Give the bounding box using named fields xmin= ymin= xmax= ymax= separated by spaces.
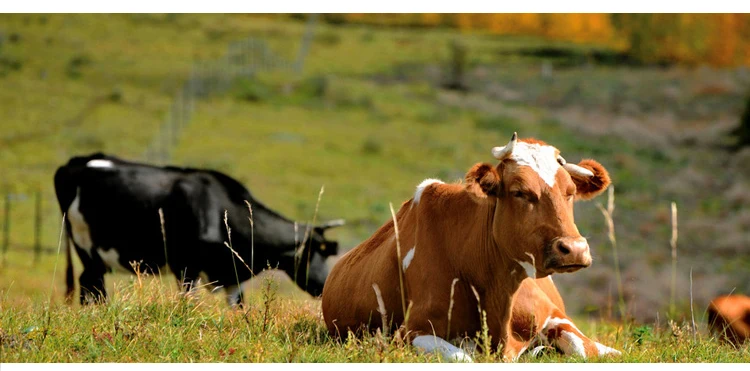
xmin=290 ymin=219 xmax=344 ymax=297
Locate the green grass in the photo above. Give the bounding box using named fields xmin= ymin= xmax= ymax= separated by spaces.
xmin=2 ymin=248 xmax=749 ymax=362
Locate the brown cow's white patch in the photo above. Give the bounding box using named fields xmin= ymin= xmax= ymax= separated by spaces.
xmin=509 ymin=142 xmax=560 ymax=187
xmin=402 ymin=247 xmax=415 ymax=271
xmin=412 ymin=335 xmax=473 ymax=363
xmin=414 ymin=178 xmax=444 ymax=205
xmin=540 ymin=316 xmax=587 ymax=358
xmin=595 ymin=341 xmax=622 ymax=356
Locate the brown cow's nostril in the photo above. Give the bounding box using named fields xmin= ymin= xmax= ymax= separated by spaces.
xmin=557 ymin=242 xmax=571 ymax=255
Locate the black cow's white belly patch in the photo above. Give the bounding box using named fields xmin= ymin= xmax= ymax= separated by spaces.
xmin=96 ymin=247 xmax=130 ymax=273
xmin=67 ymin=188 xmax=93 ymax=257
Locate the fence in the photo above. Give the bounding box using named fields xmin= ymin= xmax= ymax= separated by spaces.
xmin=0 ymin=189 xmax=52 ymax=267
xmin=0 ymin=15 xmax=320 ymax=266
xmin=144 ymin=14 xmax=319 ymax=165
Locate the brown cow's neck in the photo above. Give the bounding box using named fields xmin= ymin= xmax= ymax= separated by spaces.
xmin=448 ymin=196 xmax=527 ymax=293
xmin=418 ymin=189 xmax=530 ymax=354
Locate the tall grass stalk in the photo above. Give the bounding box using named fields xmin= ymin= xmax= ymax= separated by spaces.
xmin=157 ymin=208 xmax=171 ymax=292
xmin=389 ymin=202 xmax=407 ymax=321
xmin=596 ymin=186 xmax=626 ymax=320
xmin=40 ymin=212 xmax=67 ymax=348
xmin=469 ymin=284 xmax=491 ymax=358
xmin=244 ymin=200 xmax=255 ymax=276
xmin=446 ymin=278 xmax=459 ymax=340
xmin=372 ymin=283 xmax=388 ymax=337
xmin=294 ymin=185 xmax=325 ymax=288
xmin=158 ymin=208 xmax=168 ymax=268
xmin=690 ymin=267 xmax=696 ymax=341
xmin=670 ymin=201 xmax=678 ymax=316
xmin=260 ymin=274 xmax=278 ymax=333
xmin=224 ymin=210 xmax=240 ymax=296
xmin=305 ymin=185 xmax=326 ymax=288
xmin=223 ymin=210 xmax=253 ymax=305
xmin=293 ymin=220 xmax=301 ymax=284
xmin=220 ymin=212 xmax=252 ymax=276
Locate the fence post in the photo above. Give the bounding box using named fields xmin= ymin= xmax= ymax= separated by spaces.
xmin=187 ymin=66 xmax=196 ymax=116
xmin=173 ymin=94 xmax=181 ymax=146
xmin=250 ymin=39 xmax=257 ymax=75
xmin=162 ymin=114 xmax=171 ymax=164
xmin=295 ymin=13 xmax=319 ymax=74
xmin=34 ymin=190 xmax=42 ymax=264
xmin=181 ymin=85 xmax=189 ymax=129
xmin=2 ymin=192 xmax=10 ymax=265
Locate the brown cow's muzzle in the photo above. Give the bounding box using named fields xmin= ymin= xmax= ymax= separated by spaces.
xmin=545 ymin=237 xmax=592 ymax=273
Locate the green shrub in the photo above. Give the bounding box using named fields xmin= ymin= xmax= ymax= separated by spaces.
xmin=315 ymin=31 xmax=341 ymax=46
xmin=360 ymin=32 xmax=375 ymax=43
xmin=65 ymin=54 xmax=92 ymax=79
xmin=296 ymin=76 xmax=328 ymax=99
xmin=232 ymin=77 xmax=272 ymax=103
xmin=730 ymin=92 xmax=750 ymax=150
xmin=631 ymin=325 xmax=654 ymax=346
xmin=0 ymin=55 xmax=23 ymax=76
xmin=361 ymin=137 xmax=382 ymax=155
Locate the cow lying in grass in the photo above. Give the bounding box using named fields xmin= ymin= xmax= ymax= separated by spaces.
xmin=322 ymin=133 xmax=615 ymax=361
xmin=708 ymin=294 xmax=750 ymax=346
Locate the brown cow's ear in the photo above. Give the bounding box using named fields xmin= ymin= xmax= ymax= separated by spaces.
xmin=569 ymin=159 xmax=611 ymax=201
xmin=465 ymin=163 xmax=501 ymax=197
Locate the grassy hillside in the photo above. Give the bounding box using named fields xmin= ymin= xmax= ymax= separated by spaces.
xmin=2 ymin=14 xmax=750 ymax=361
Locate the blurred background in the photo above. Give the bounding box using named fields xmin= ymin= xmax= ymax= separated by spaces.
xmin=1 ymin=13 xmax=749 ymax=324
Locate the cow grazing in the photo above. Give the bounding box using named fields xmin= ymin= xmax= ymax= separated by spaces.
xmin=510 ymin=277 xmax=621 ymax=358
xmin=322 ymin=133 xmax=611 ymax=362
xmin=707 ymin=294 xmax=750 ymax=346
xmin=54 ymin=153 xmax=344 ymax=305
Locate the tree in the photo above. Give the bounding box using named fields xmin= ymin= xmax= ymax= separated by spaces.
xmin=731 ymin=92 xmax=750 ymax=150
xmin=442 ymin=39 xmax=469 ymax=92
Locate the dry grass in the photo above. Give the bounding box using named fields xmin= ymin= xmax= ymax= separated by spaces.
xmin=596 ymin=186 xmax=627 ymax=320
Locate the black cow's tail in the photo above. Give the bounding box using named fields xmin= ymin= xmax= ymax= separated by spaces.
xmin=54 ymin=163 xmax=78 ymax=305
xmin=64 ymin=234 xmax=75 ymax=304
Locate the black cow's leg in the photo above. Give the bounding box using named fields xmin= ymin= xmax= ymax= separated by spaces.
xmin=79 ymin=268 xmax=106 ymax=305
xmin=225 ymin=283 xmax=245 ymax=307
xmin=172 ymin=265 xmax=201 ymax=296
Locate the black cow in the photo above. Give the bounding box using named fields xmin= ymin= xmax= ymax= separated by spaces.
xmin=54 ymin=153 xmax=344 ymax=305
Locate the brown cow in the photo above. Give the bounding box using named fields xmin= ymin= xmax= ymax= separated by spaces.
xmin=708 ymin=294 xmax=750 ymax=346
xmin=511 ymin=277 xmax=621 ymax=358
xmin=322 ymin=133 xmax=612 ymax=361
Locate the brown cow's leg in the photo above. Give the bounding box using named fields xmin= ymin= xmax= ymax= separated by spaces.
xmin=404 ymin=299 xmax=476 ymax=362
xmin=512 ymin=278 xmax=621 ymax=359
xmin=504 ymin=336 xmax=530 ymax=360
xmin=410 ymin=333 xmax=474 ymax=362
xmin=536 ymin=311 xmax=603 ymax=358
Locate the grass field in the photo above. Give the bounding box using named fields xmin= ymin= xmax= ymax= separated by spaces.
xmin=2 ymin=14 xmax=750 ymax=362
xmin=2 ymin=246 xmax=748 ymax=362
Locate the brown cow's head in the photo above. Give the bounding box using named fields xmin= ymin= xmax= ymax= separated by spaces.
xmin=465 ymin=132 xmax=610 ymax=278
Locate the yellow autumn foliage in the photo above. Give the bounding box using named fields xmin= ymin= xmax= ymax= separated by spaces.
xmin=308 ymin=13 xmax=750 ymax=67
